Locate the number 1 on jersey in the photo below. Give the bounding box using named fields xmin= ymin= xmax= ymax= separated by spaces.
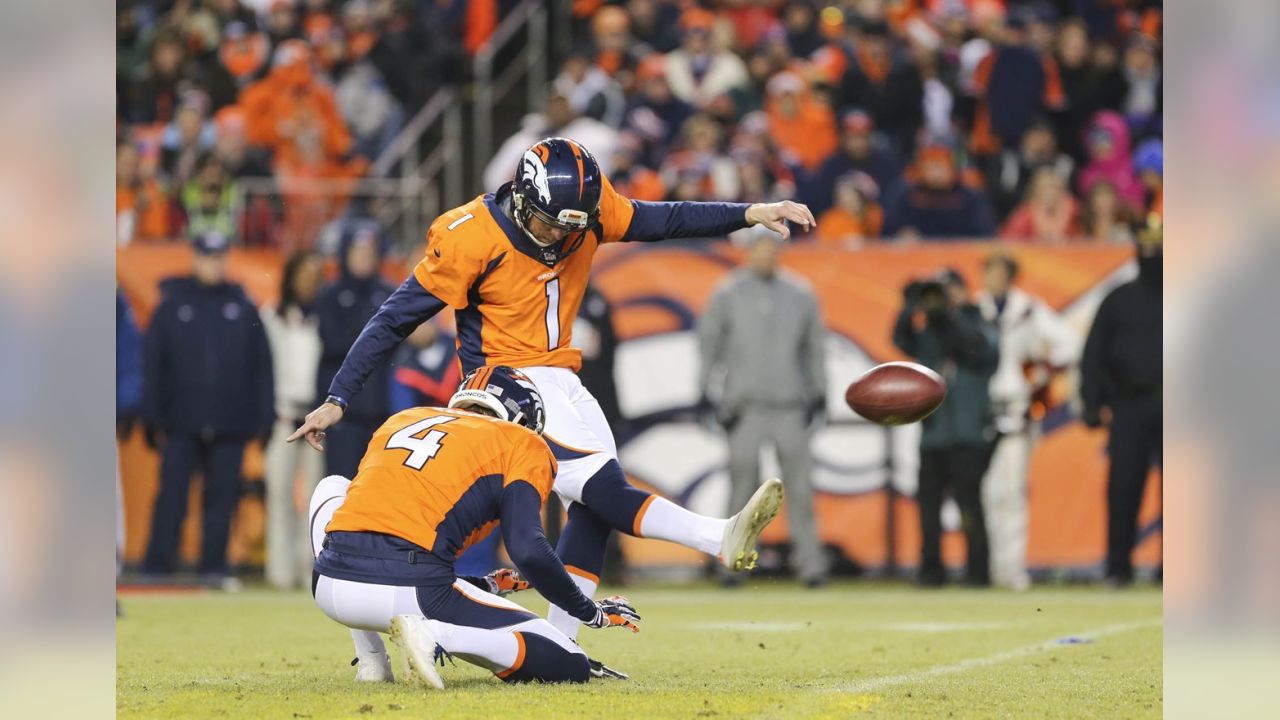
xmin=386 ymin=416 xmax=455 ymax=470
xmin=544 ymin=277 xmax=561 ymax=350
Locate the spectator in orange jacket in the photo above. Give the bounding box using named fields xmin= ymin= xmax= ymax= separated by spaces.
xmin=240 ymin=41 xmax=358 ymax=172
xmin=765 ymin=72 xmax=837 ymax=172
xmin=816 ymin=172 xmax=884 ymax=247
xmin=241 ymin=41 xmax=367 ymax=249
xmin=117 ymin=143 xmax=176 ymax=244
xmin=1000 ymin=167 xmax=1080 ymax=243
xmin=609 ymin=132 xmax=667 ymax=202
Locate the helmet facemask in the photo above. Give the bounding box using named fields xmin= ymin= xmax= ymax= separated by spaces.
xmin=512 ymin=192 xmax=596 ymax=248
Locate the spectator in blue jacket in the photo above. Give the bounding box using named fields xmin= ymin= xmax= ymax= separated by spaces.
xmin=388 ymin=319 xmax=459 ymax=413
xmin=315 ymin=220 xmax=394 ymax=478
xmin=884 ymin=144 xmax=997 ymax=240
xmin=141 ymin=231 xmax=274 ymax=578
xmin=803 ymin=110 xmax=904 ymax=218
xmin=117 ymin=291 xmax=143 ymax=439
xmin=117 ymin=290 xmax=143 ymax=603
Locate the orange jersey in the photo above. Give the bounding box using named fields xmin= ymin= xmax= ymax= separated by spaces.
xmin=326 ymin=407 xmax=557 ymax=558
xmin=412 ymin=176 xmax=636 ymax=373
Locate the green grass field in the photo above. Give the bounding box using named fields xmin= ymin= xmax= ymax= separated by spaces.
xmin=117 ymin=582 xmax=1161 ymax=719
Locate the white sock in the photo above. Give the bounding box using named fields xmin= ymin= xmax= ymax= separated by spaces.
xmin=547 ymin=571 xmax=598 ymax=642
xmin=638 ymin=497 xmax=728 ymax=556
xmin=424 ymin=620 xmax=519 ymax=672
xmin=351 ymin=629 xmax=386 ymax=659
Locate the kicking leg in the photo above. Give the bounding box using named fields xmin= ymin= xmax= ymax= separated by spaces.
xmin=565 ymin=386 xmax=783 ymax=567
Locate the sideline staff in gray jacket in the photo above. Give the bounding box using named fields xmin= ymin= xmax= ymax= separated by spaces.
xmin=698 ymin=230 xmax=829 ymax=586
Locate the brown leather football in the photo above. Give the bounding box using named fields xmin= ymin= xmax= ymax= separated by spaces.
xmin=845 ymin=362 xmax=947 ymax=426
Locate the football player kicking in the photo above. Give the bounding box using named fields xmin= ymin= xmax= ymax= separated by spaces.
xmin=290 ymin=137 xmax=816 ymax=653
xmin=308 ymin=366 xmax=640 ymax=687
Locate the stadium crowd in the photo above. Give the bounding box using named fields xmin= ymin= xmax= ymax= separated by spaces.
xmin=501 ymin=0 xmax=1163 ymax=244
xmin=117 ymin=0 xmax=1162 ymax=250
xmin=116 ymin=0 xmax=480 ymax=249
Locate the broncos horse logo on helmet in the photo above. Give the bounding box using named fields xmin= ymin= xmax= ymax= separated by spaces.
xmin=448 ymin=365 xmax=547 ymax=435
xmin=512 ymin=138 xmax=603 ymax=247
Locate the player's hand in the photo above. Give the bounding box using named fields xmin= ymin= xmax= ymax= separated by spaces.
xmin=288 ymin=402 xmax=345 ymax=451
xmin=117 ymin=414 xmax=137 ymax=441
xmin=586 ymin=595 xmax=641 ymax=633
xmin=1083 ymin=406 xmax=1111 ymax=429
xmin=484 ymin=568 xmax=529 ymax=597
xmin=696 ymin=394 xmax=720 ymax=432
xmin=143 ymin=424 xmax=165 ymax=450
xmin=744 ymin=201 xmax=816 ymax=239
xmin=805 ymin=397 xmax=827 ymax=427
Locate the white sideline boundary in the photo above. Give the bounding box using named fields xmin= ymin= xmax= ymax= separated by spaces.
xmin=838 ymin=618 xmax=1162 ymax=694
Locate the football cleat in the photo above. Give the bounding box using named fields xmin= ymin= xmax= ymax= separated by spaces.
xmin=388 ymin=615 xmax=445 ymax=690
xmin=588 ymin=658 xmax=629 ymax=680
xmin=351 ymin=652 xmax=395 ymax=683
xmin=719 ymin=478 xmax=784 ymax=572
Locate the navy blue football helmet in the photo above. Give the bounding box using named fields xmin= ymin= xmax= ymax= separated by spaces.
xmin=448 ymin=366 xmax=547 ymax=435
xmin=512 ymin=137 xmax=603 ymax=245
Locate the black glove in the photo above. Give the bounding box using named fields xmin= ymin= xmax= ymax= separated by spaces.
xmin=117 ymin=414 xmax=137 ymax=441
xmin=1082 ymin=407 xmax=1103 ymax=429
xmin=143 ymin=424 xmax=165 ymax=450
xmin=903 ymin=280 xmax=926 ymax=306
xmin=805 ymin=397 xmax=826 ymax=427
xmin=696 ymin=394 xmax=720 ymax=431
xmin=925 ymin=306 xmax=952 ymax=328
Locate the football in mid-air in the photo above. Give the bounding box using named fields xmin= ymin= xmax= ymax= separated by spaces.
xmin=845 ymin=362 xmax=947 ymax=426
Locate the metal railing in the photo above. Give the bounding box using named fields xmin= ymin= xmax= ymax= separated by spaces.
xmin=473 ymin=0 xmax=549 ymax=184
xmin=231 ymin=176 xmax=427 ymax=253
xmin=224 ymin=0 xmax=551 ymax=253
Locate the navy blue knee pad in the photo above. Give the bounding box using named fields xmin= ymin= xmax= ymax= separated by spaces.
xmin=580 ymin=459 xmax=654 ymax=537
xmin=556 ymin=501 xmax=612 ymax=580
xmin=499 ymin=632 xmax=590 ymax=684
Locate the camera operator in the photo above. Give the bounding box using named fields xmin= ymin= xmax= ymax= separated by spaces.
xmin=893 ymin=269 xmax=1000 ymax=587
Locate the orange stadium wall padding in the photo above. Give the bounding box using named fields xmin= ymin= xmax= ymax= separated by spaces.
xmin=117 ymin=241 xmax=1161 ymax=574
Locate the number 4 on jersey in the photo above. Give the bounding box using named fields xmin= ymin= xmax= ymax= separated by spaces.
xmin=386 ymin=416 xmax=455 ymax=470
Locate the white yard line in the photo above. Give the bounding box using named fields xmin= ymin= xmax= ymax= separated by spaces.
xmin=837 ymin=617 xmax=1162 ymax=694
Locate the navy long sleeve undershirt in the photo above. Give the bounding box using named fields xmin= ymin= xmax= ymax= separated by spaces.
xmin=327 ymin=275 xmax=445 ymax=404
xmin=499 ymin=481 xmax=598 ymax=622
xmin=621 ymin=200 xmax=751 ymax=242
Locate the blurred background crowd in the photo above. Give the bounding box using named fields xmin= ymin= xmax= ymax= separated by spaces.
xmin=115 ymin=0 xmax=1162 ymax=591
xmin=117 ymin=0 xmax=1162 ymax=249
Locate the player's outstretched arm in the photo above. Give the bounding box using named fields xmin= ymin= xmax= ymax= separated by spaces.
xmin=288 ymin=275 xmax=446 ymax=450
xmin=620 ymin=198 xmax=815 ymax=242
xmin=498 ymin=481 xmax=642 ymax=632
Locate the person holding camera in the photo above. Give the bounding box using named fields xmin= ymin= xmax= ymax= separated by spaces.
xmin=893 ymin=269 xmax=1000 ymax=587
